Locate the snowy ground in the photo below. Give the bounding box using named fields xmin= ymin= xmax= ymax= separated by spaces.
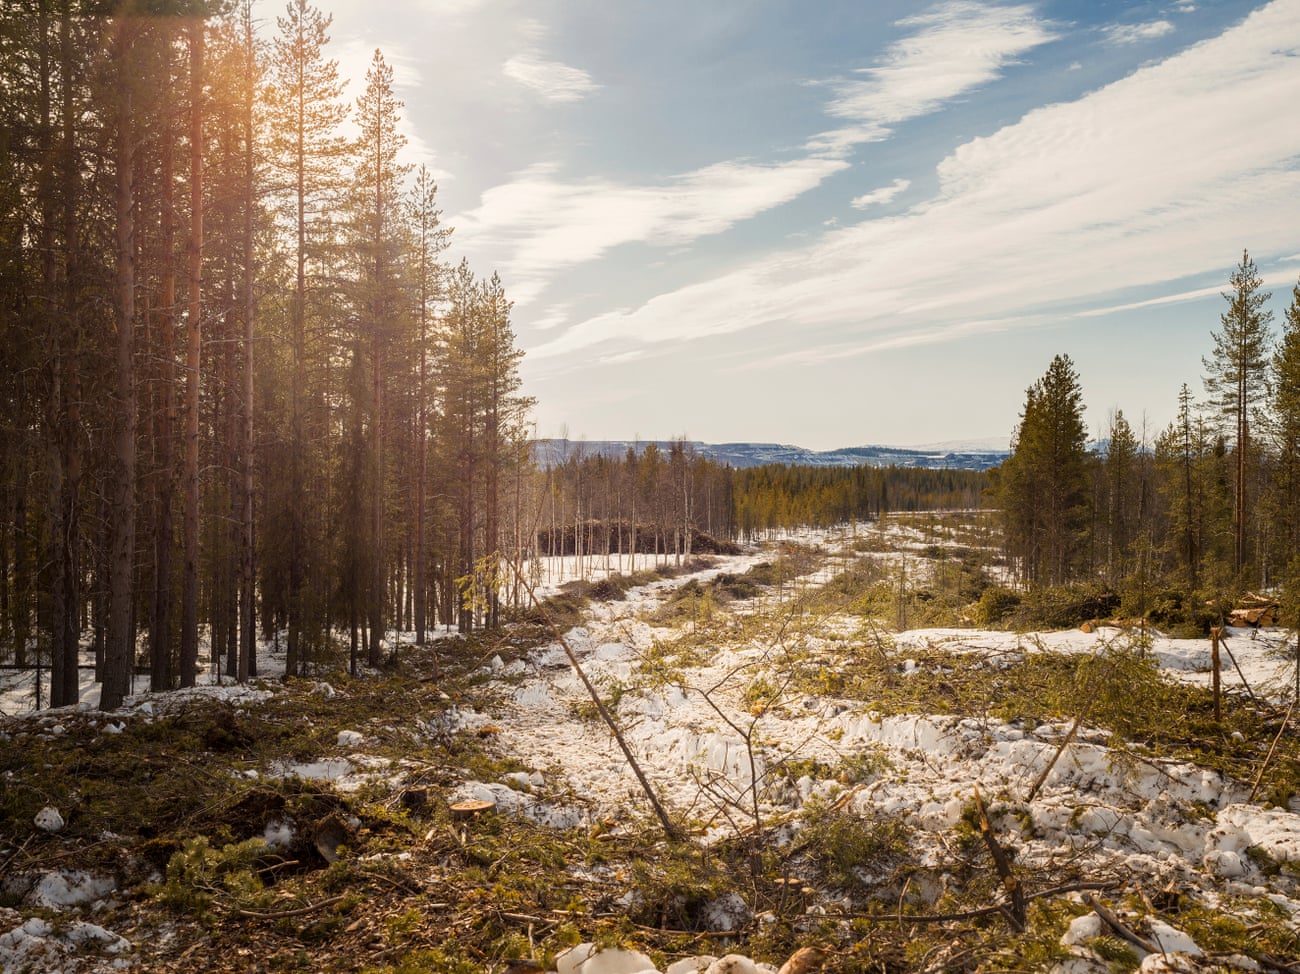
xmin=5 ymin=522 xmax=1300 ymax=972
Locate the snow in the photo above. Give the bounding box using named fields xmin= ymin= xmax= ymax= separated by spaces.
xmin=6 ymin=521 xmax=1300 ymax=970
xmin=0 ymin=911 xmax=130 ymax=973
xmin=34 ymin=806 xmax=65 ymax=833
xmin=29 ymin=871 xmax=117 ymax=909
xmin=557 ymin=944 xmax=659 ymax=974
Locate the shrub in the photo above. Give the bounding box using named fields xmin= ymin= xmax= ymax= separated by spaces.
xmin=974 ymin=587 xmax=1020 ymax=627
xmin=161 ymin=835 xmax=272 ymax=915
xmin=1011 ymin=584 xmax=1118 ymax=630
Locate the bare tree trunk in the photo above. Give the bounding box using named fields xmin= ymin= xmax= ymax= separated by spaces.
xmin=369 ymin=342 xmax=384 ymax=664
xmin=103 ymin=19 xmax=138 ymax=711
xmin=151 ymin=34 xmax=176 ymax=692
xmin=180 ymin=22 xmax=203 ymax=687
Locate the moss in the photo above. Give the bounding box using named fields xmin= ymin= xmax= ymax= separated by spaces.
xmin=364 ymin=946 xmax=481 ymax=974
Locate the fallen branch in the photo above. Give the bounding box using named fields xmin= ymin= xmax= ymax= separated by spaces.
xmin=1249 ymin=700 xmax=1297 ymax=803
xmin=1025 ymin=669 xmax=1099 ymax=803
xmin=973 ymin=785 xmax=1026 ymax=932
xmin=1216 ymin=630 xmax=1262 ymax=708
xmin=233 ymin=893 xmax=347 ymax=920
xmin=1257 ymin=952 xmax=1300 ymax=974
xmin=0 ymin=835 xmax=34 ymax=876
xmin=502 ymin=555 xmax=684 ymax=842
xmin=1081 ymin=892 xmax=1156 ymax=954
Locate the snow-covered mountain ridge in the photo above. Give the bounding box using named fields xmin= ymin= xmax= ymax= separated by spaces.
xmin=532 ymin=438 xmax=1010 ymax=470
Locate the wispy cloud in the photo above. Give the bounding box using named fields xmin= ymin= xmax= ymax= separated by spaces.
xmin=851 ymin=178 xmax=912 ymax=210
xmin=531 ymin=1 xmax=1300 ymax=363
xmin=1077 ymin=267 xmax=1300 ymax=318
xmin=1103 ymin=20 xmax=1176 ymax=45
xmin=454 ymin=156 xmax=849 ymax=305
xmin=806 ymin=1 xmax=1059 ymax=157
xmin=503 ymin=53 xmax=600 ymax=103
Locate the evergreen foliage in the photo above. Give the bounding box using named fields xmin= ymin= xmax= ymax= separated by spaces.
xmin=997 ymin=354 xmax=1089 ymax=586
xmin=0 ymin=2 xmax=535 ymax=695
xmin=1204 ymin=249 xmax=1273 ymax=575
xmin=0 ymin=1 xmax=1298 ymax=689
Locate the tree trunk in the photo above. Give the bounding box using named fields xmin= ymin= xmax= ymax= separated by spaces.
xmin=180 ymin=23 xmax=203 ymax=687
xmin=369 ymin=341 xmax=384 ymax=664
xmin=102 ymin=20 xmax=138 ymax=712
xmin=239 ymin=1 xmax=256 ymax=684
xmin=151 ymin=34 xmax=176 ymax=692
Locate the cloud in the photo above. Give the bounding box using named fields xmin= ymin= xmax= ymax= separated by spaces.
xmin=806 ymin=1 xmax=1060 ymax=157
xmin=851 ymin=178 xmax=912 ymax=210
xmin=1103 ymin=20 xmax=1176 ymax=45
xmin=531 ymin=1 xmax=1300 ymax=363
xmin=503 ymin=53 xmax=600 ymax=103
xmin=454 ymin=156 xmax=849 ymax=305
xmin=1077 ymin=267 xmax=1300 ymax=318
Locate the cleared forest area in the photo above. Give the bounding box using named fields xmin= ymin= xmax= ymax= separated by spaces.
xmin=4 ymin=513 xmax=1300 ymax=973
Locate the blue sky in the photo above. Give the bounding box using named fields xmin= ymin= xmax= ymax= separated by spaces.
xmin=263 ymin=0 xmax=1300 ymax=450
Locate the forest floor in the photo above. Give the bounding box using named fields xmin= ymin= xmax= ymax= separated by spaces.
xmin=4 ymin=516 xmax=1300 ymax=973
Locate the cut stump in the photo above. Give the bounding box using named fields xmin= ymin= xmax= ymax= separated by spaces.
xmin=449 ymin=799 xmax=495 ymax=821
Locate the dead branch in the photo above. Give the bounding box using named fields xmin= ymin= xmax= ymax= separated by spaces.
xmin=1216 ymin=630 xmax=1263 ymax=708
xmin=1249 ymin=700 xmax=1297 ymax=803
xmin=502 ymin=554 xmax=684 ymax=842
xmin=973 ymin=785 xmax=1026 ymax=932
xmin=233 ymin=893 xmax=347 ymax=920
xmin=1081 ymin=892 xmax=1156 ymax=954
xmin=1025 ymin=668 xmax=1099 ymax=802
xmin=1256 ymin=952 xmax=1300 ymax=974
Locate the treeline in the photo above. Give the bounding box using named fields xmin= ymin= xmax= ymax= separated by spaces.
xmin=529 ymin=442 xmax=735 ymax=576
xmin=731 ymin=464 xmax=986 ymax=536
xmin=993 ymin=250 xmax=1300 ymax=614
xmin=529 ymin=442 xmax=990 ymax=563
xmin=0 ymin=1 xmax=531 ymax=709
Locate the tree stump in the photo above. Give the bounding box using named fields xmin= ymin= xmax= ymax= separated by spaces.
xmin=449 ymin=799 xmax=495 ymax=821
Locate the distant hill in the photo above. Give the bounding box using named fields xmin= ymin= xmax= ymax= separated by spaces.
xmin=531 ymin=439 xmax=1009 ymax=471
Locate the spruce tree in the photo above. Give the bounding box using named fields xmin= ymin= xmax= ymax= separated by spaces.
xmin=1268 ymin=279 xmax=1300 ymax=567
xmin=999 ymin=354 xmax=1089 ymax=586
xmin=407 ymin=165 xmax=450 ymax=646
xmin=1155 ymin=384 xmax=1205 ymax=590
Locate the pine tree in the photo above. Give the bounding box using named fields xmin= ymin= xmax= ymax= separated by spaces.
xmin=1204 ymin=249 xmax=1273 ymax=576
xmin=348 ymin=47 xmax=409 ymax=660
xmin=267 ymin=0 xmax=348 ymax=675
xmin=179 ymin=19 xmax=205 ymax=689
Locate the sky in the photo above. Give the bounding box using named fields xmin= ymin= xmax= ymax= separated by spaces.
xmin=257 ymin=0 xmax=1300 ymax=450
